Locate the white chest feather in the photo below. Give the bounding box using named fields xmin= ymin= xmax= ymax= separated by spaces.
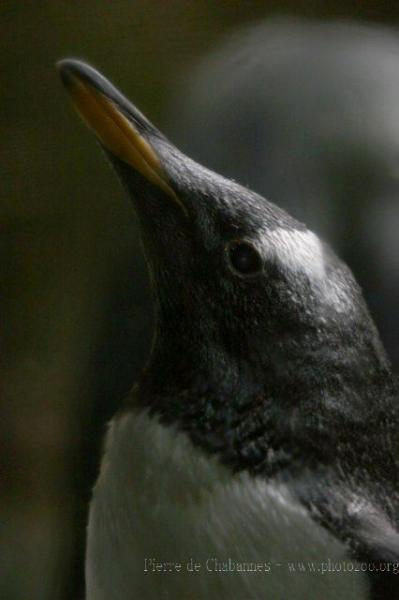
xmin=86 ymin=410 xmax=368 ymax=599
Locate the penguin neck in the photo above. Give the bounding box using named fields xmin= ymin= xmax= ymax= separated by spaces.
xmin=140 ymin=308 xmax=264 ymax=396
xmin=133 ymin=306 xmax=397 ymax=478
xmin=139 ymin=301 xmax=394 ymax=401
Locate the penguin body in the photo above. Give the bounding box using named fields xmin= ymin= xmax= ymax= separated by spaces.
xmin=58 ymin=60 xmax=399 ymax=599
xmin=86 ymin=409 xmax=369 ymax=599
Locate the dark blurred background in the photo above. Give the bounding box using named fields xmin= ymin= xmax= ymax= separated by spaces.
xmin=2 ymin=2 xmax=399 ymax=599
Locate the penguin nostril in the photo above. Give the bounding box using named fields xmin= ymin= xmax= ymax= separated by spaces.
xmin=226 ymin=240 xmax=263 ymax=277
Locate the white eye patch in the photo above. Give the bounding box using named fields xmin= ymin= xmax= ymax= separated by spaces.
xmin=262 ymin=227 xmax=326 ymax=280
xmin=260 ymin=227 xmax=352 ymax=313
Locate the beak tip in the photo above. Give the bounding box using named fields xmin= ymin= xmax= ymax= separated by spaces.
xmin=56 ymin=58 xmax=89 ymax=89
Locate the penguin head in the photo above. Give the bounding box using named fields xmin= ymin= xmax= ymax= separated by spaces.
xmin=58 ymin=60 xmax=392 ymax=420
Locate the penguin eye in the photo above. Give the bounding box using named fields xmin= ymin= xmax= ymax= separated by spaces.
xmin=226 ymin=240 xmax=263 ymax=277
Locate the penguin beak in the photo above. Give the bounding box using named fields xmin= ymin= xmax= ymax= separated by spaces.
xmin=57 ymin=59 xmax=184 ymax=212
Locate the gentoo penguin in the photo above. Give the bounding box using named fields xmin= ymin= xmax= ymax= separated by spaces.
xmin=58 ymin=59 xmax=399 ymax=600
